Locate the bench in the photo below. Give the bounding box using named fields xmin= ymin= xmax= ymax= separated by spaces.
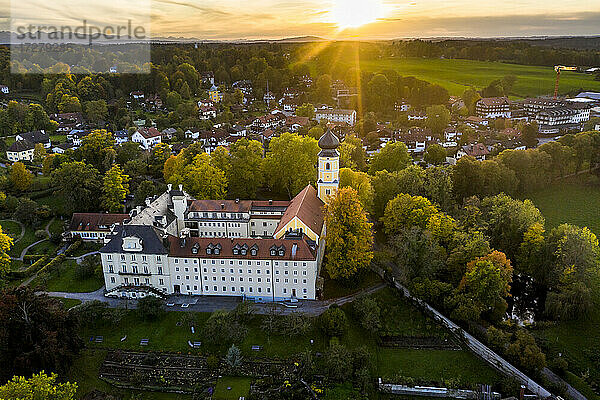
xmin=95 ymin=336 xmax=104 ymax=343
xmin=251 ymin=345 xmax=263 ymax=351
xmin=140 ymin=339 xmax=149 ymax=346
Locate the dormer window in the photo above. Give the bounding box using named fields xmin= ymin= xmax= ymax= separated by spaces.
xmin=278 ymin=250 xmax=284 ymax=256
xmin=214 ymin=248 xmax=220 ymax=255
xmin=206 ymin=248 xmax=212 ymax=255
xmin=241 ymin=249 xmax=247 ymax=256
xmin=233 ymin=248 xmax=239 ymax=255
xmin=270 ymin=249 xmax=276 ymax=256
xmin=251 ymin=249 xmax=257 ymax=256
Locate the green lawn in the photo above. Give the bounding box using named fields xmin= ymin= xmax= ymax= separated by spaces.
xmin=527 ymin=179 xmax=600 ymax=235
xmin=69 ymin=242 xmax=104 ymax=257
xmin=0 ymin=219 xmax=22 ymax=239
xmin=322 ymin=269 xmax=382 ymax=300
xmin=9 ymin=225 xmax=38 ymax=257
xmin=28 ymin=239 xmax=58 ymax=255
xmin=358 ymin=57 xmax=600 ymax=98
xmin=31 ymin=259 xmax=104 ymax=292
xmin=55 ymin=297 xmax=82 ymax=309
xmin=213 ymin=377 xmax=251 ymax=400
xmin=36 ymin=192 xmax=68 ymax=216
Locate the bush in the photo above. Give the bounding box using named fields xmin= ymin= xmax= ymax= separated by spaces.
xmin=352 ymin=295 xmax=381 ymax=334
xmin=136 ymin=296 xmax=164 ymax=321
xmin=320 ymin=305 xmax=347 ymax=337
xmin=64 ymin=239 xmax=82 ymax=256
xmin=8 ymin=255 xmax=49 ymax=279
xmin=36 ymin=254 xmax=65 ymax=276
xmin=34 ymin=229 xmax=46 ymax=239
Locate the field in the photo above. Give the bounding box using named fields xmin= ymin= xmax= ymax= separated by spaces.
xmin=31 ymin=259 xmax=104 ymax=292
xmin=213 ymin=377 xmax=252 ymax=400
xmin=358 ymin=58 xmax=600 ymax=98
xmin=527 ymin=176 xmax=600 ymax=235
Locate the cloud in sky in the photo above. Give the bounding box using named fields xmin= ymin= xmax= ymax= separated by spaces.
xmin=2 ymin=0 xmax=599 ymax=39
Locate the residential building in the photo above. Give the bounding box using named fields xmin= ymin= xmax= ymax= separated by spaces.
xmin=132 ymin=128 xmax=162 ymax=150
xmin=522 ymin=98 xmax=562 ymax=116
xmin=315 ymin=109 xmax=356 ymax=126
xmin=16 ymin=130 xmax=51 ymax=148
xmin=536 ymin=105 xmax=590 ymax=134
xmin=199 ymin=105 xmax=217 ymax=120
xmin=0 ymin=85 xmax=9 ymax=94
xmin=476 ymin=97 xmax=511 ymax=118
xmin=456 ymin=143 xmax=490 ymax=161
xmin=285 ymin=116 xmax=310 ymax=132
xmin=407 ymin=111 xmax=427 ymax=121
xmin=114 ymin=130 xmax=129 ymax=145
xmin=6 ymin=140 xmax=35 ymax=162
xmin=395 ymin=101 xmax=411 ymax=112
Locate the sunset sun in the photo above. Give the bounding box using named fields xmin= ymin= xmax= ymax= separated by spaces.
xmin=331 ymin=0 xmax=384 ymax=29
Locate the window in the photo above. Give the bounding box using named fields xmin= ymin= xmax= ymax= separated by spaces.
xmin=142 ymin=255 xmax=146 ymax=262
xmin=326 ymin=162 xmax=330 ymax=170
xmin=158 ymin=266 xmax=163 ymax=274
xmin=108 ymin=265 xmax=113 ymax=273
xmin=159 ymin=278 xmax=164 ymax=285
xmin=107 ymin=255 xmax=112 ymax=260
xmin=110 ymin=277 xmax=115 ymax=283
xmin=213 ymin=286 xmax=217 ymax=291
xmin=144 ymin=266 xmax=148 ymax=274
xmin=120 ymin=255 xmax=125 ymax=261
xmin=121 ymin=265 xmax=127 ymax=273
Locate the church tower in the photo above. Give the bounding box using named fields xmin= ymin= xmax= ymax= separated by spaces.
xmin=317 ymin=129 xmax=340 ymax=202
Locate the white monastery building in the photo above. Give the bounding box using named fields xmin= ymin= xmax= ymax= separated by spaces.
xmin=97 ymin=130 xmax=342 ymax=301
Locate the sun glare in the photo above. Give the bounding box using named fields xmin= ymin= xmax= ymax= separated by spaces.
xmin=331 ymin=0 xmax=384 ymax=29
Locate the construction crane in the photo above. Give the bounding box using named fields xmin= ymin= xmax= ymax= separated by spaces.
xmin=553 ymin=65 xmax=577 ymax=99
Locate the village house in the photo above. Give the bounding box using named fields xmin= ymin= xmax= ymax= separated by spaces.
xmin=6 ymin=140 xmax=35 ymax=162
xmin=51 ymin=113 xmax=84 ymax=132
xmin=229 ymin=124 xmax=247 ymax=137
xmin=395 ymin=101 xmax=411 ymax=112
xmin=199 ymin=105 xmax=217 ymax=120
xmin=396 ymin=127 xmax=435 ymax=153
xmin=476 ymin=97 xmax=511 ymax=119
xmin=252 ymin=111 xmax=287 ymax=132
xmin=0 ymin=84 xmax=9 ymax=94
xmin=114 ymin=130 xmax=129 ymax=145
xmin=285 ymin=116 xmax=310 ymax=132
xmin=68 ymin=129 xmax=91 ymax=147
xmin=161 ymin=128 xmax=177 ymax=141
xmin=132 ymin=127 xmax=162 ymax=150
xmin=407 ymin=110 xmax=427 ymax=121
xmin=208 ymin=85 xmax=223 ymax=103
xmin=130 ymin=91 xmax=144 ymax=100
xmin=465 ymin=116 xmax=489 ymax=128
xmin=456 ymin=143 xmax=490 ymax=161
xmin=16 ymin=130 xmax=51 ymax=149
xmin=52 ymin=142 xmax=75 ymax=154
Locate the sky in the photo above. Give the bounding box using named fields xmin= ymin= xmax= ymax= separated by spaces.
xmin=4 ymin=0 xmax=600 ymax=40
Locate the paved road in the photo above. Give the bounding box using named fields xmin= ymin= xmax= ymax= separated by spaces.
xmin=44 ymin=282 xmax=387 ymax=316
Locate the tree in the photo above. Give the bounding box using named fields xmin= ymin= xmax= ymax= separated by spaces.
xmin=135 ymin=180 xmax=158 ymax=205
xmin=102 ymin=164 xmax=130 ymax=212
xmin=426 ymin=105 xmax=451 ymax=136
xmin=0 ymin=288 xmax=82 ymax=381
xmin=13 ymin=198 xmax=39 ymax=227
xmin=166 ymin=153 xmax=227 ymax=200
xmin=263 ymin=133 xmax=319 ymax=199
xmin=136 ymin=296 xmax=164 ymax=321
xmin=458 ymin=251 xmax=513 ymax=321
xmin=9 ymin=162 xmax=33 ymax=192
xmin=324 ymin=188 xmax=373 ymax=280
xmin=339 ymin=168 xmax=373 ymax=213
xmin=339 ymin=135 xmax=366 ymax=171
xmin=0 ymin=224 xmax=13 ymax=279
xmin=203 ymin=310 xmax=247 ymax=344
xmin=0 ymin=372 xmax=77 ymax=400
xmin=388 ymin=227 xmax=446 ymax=283
xmin=324 ymin=343 xmax=352 ymax=382
xmin=521 ymin=123 xmax=538 ymax=148
xmin=84 ymin=99 xmax=108 ymax=123
xmin=462 ymin=88 xmax=481 ymax=115
xmin=352 ymin=296 xmax=381 ymax=334
xmin=506 ymin=330 xmax=546 ymax=373
xmin=225 ymin=344 xmax=243 ymax=370
xmin=368 ymin=142 xmax=410 ymax=175
xmin=296 ymin=103 xmax=315 ymax=119
xmin=307 ymin=126 xmax=324 ymax=140
xmin=424 ymin=144 xmax=446 ymax=165
xmin=228 ymin=138 xmax=264 ymax=199
xmin=33 ymin=143 xmax=47 ymax=164
xmin=52 ymin=161 xmax=101 ymax=213
xmin=320 ymin=306 xmax=348 ymax=337
xmin=383 ymin=193 xmax=455 ymax=241
xmin=78 ymin=129 xmax=115 ymax=173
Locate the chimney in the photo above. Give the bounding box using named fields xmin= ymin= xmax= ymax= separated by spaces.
xmin=178 ymin=184 xmax=183 ymax=192
xmin=145 ymin=198 xmax=151 ymax=207
xmin=221 ymin=203 xmax=225 ymax=210
xmin=235 ymin=198 xmax=239 ymax=204
xmin=291 ymin=243 xmax=297 ymax=259
xmin=269 ymin=199 xmax=273 ymax=205
xmin=167 ymin=183 xmax=172 ymax=191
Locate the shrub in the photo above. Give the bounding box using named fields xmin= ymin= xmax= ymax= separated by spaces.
xmin=64 ymin=239 xmax=82 ymax=256
xmin=8 ymin=255 xmax=49 ymax=279
xmin=34 ymin=229 xmax=46 ymax=239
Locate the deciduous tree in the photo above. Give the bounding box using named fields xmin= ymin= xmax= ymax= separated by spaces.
xmin=324 ymin=188 xmax=373 ymax=280
xmin=9 ymin=162 xmax=33 ymax=192
xmin=102 ymin=164 xmax=130 ymax=212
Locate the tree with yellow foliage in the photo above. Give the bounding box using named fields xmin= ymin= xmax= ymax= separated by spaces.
xmin=324 ymin=187 xmax=373 ymax=281
xmin=9 ymin=162 xmax=33 ymax=192
xmin=0 ymin=371 xmax=76 ymax=400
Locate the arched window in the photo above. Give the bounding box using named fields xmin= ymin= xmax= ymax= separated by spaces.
xmin=325 ymin=162 xmax=331 ymax=170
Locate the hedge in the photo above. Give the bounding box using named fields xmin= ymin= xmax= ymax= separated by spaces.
xmin=36 ymin=254 xmax=66 ymax=276
xmin=64 ymin=239 xmax=82 ymax=256
xmin=9 ymin=255 xmax=50 ymax=279
xmin=23 ymin=254 xmax=46 ymax=261
xmin=28 ymin=187 xmax=57 ymax=200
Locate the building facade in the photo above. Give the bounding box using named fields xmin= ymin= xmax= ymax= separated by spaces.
xmin=476 ymin=97 xmax=511 ymax=119
xmin=315 ymin=109 xmax=357 ymax=126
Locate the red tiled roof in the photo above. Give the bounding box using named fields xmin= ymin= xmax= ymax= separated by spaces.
xmin=275 ymin=185 xmax=324 ymax=236
xmin=167 ymin=236 xmax=317 ymax=261
xmin=69 ymin=213 xmax=129 ymax=232
xmin=137 ymin=127 xmax=161 ymax=139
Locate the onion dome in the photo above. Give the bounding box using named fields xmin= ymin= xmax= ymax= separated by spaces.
xmin=318 ymin=129 xmax=340 ymax=150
